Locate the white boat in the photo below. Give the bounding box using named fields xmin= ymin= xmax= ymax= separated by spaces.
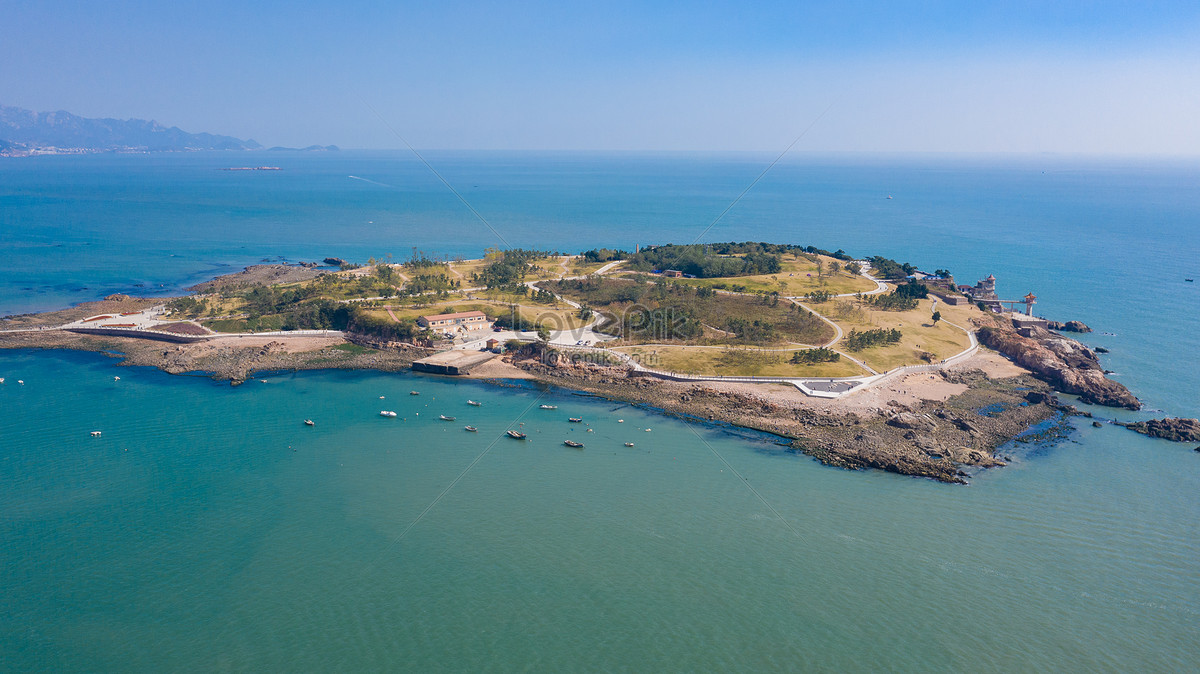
xmin=624 ymin=442 xmax=634 ymax=447
xmin=90 ymin=431 xmax=102 ymax=437
xmin=380 ymin=410 xmax=397 ymax=418
xmin=540 ymin=404 xmax=558 ymax=410
xmin=113 ymin=376 xmax=120 ymax=381
xmin=467 ymin=400 xmax=482 ymax=406
xmin=439 ymin=415 xmax=456 ymax=421
xmin=304 ymin=419 xmax=315 ymax=426
xmin=410 ymin=391 xmax=420 ymax=395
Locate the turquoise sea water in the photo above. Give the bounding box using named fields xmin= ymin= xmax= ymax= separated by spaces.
xmin=2 ymin=152 xmax=1199 ymax=671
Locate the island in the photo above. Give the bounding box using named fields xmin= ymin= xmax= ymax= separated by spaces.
xmin=3 ymin=243 xmax=1180 ymax=483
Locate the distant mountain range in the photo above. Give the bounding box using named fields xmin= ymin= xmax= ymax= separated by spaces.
xmin=0 ymin=105 xmax=337 ymax=155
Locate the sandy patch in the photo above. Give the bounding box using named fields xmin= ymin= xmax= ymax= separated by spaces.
xmin=464 ymin=358 xmax=537 ymax=379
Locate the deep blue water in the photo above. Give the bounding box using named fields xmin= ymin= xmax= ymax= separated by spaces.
xmin=1 ymin=152 xmax=1198 ymax=671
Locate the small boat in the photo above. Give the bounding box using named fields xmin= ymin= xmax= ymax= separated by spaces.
xmin=17 ymin=380 xmax=23 ymax=385
xmin=464 ymin=426 xmax=478 ymax=432
xmin=540 ymin=404 xmax=557 ymax=410
xmin=568 ymin=417 xmax=582 ymax=423
xmin=0 ymin=378 xmax=4 ymax=384
xmin=410 ymin=391 xmax=420 ymax=395
xmin=260 ymin=379 xmax=267 ymax=384
xmin=380 ymin=410 xmax=397 ymax=417
xmin=467 ymin=400 xmax=482 ymax=406
xmin=624 ymin=442 xmax=635 ymax=447
xmin=90 ymin=431 xmax=102 ymax=437
xmin=617 ymin=419 xmax=623 ymax=423
xmin=644 ymin=428 xmax=652 ymax=432
xmin=379 ymin=395 xmax=385 ymax=399
xmin=506 ymin=430 xmax=527 ymax=439
xmin=304 ymin=419 xmax=315 ymax=426
xmin=886 ymin=195 xmax=893 ymax=199
xmin=439 ymin=415 xmax=456 ymax=421
xmin=113 ymin=376 xmax=120 ymax=381
xmin=1187 ymin=279 xmax=1195 ymax=282
xmin=564 ymin=440 xmax=584 ymax=448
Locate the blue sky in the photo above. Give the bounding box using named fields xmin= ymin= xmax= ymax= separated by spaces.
xmin=4 ymin=1 xmax=1199 ymax=153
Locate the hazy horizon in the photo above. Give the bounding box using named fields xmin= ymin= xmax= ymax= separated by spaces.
xmin=4 ymin=1 xmax=1200 ymax=155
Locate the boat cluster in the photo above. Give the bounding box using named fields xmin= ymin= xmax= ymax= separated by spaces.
xmin=299 ymin=391 xmax=651 ymax=451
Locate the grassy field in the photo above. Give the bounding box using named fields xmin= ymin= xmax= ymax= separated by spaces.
xmin=546 ymin=276 xmax=835 ymax=347
xmin=620 ymin=254 xmax=876 ymax=296
xmin=826 ymin=297 xmax=974 ymax=371
xmin=612 ymin=345 xmax=867 ymax=378
xmin=446 ymin=255 xmax=590 ymax=285
xmin=364 ymin=298 xmax=588 ymax=330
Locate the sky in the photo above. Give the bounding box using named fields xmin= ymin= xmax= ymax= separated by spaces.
xmin=3 ymin=0 xmax=1200 ymax=154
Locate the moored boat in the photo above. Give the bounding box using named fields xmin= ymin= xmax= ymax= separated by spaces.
xmin=568 ymin=417 xmax=582 ymax=423
xmin=380 ymin=410 xmax=397 ymax=417
xmin=467 ymin=400 xmax=482 ymax=406
xmin=410 ymin=391 xmax=420 ymax=395
xmin=439 ymin=415 xmax=456 ymax=421
xmin=304 ymin=419 xmax=315 ymax=426
xmin=540 ymin=404 xmax=557 ymax=410
xmin=563 ymin=440 xmax=584 ymax=448
xmin=624 ymin=442 xmax=635 ymax=447
xmin=464 ymin=426 xmax=478 ymax=432
xmin=506 ymin=430 xmax=527 ymax=439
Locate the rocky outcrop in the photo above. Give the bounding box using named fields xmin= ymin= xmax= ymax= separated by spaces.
xmin=977 ymin=325 xmax=1140 ymax=409
xmin=1047 ymin=320 xmax=1092 ymax=333
xmin=323 ymin=257 xmax=347 ymax=267
xmin=1118 ymin=418 xmax=1200 ymax=443
xmin=509 ymin=355 xmax=1061 ymax=484
xmin=187 ymin=264 xmax=322 ymax=292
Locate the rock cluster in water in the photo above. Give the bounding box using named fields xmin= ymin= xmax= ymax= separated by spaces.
xmin=1118 ymin=418 xmax=1200 ymax=443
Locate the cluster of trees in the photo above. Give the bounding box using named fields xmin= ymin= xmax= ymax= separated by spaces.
xmin=864 ymin=292 xmax=920 ymax=311
xmin=530 ymin=288 xmax=557 ymax=304
xmin=798 ymin=245 xmax=853 ymax=260
xmin=845 ymin=327 xmax=902 ymax=351
xmin=725 ymin=317 xmax=776 ymax=343
xmin=626 ymin=244 xmax=782 ymax=278
xmin=405 ymin=272 xmax=457 ymax=295
xmin=282 ymin=300 xmax=352 ymax=331
xmin=790 ymin=347 xmax=841 ymax=364
xmin=620 ymin=305 xmax=704 ymax=341
xmin=805 ymin=290 xmax=834 ymax=303
xmin=581 ymin=248 xmax=628 ymax=262
xmin=403 ymin=249 xmax=448 ymax=269
xmin=346 ymin=309 xmax=420 ymax=342
xmin=894 ymin=279 xmax=929 ymax=299
xmin=474 ymin=248 xmax=551 ymax=293
xmin=867 ymin=256 xmax=917 ymax=280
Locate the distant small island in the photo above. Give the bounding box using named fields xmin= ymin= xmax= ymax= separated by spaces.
xmin=0 ymin=104 xmax=337 ymax=156
xmin=4 ymin=242 xmax=1190 ymax=483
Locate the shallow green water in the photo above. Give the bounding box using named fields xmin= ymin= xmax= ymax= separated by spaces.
xmin=2 ymin=349 xmax=1195 ymax=672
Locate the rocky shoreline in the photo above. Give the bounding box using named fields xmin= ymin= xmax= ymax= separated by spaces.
xmin=506 ymin=353 xmax=1068 ymax=483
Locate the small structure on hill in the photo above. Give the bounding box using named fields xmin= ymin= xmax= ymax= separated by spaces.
xmin=662 ymin=269 xmax=684 ymax=278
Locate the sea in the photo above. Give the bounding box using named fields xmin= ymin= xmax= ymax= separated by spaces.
xmin=1 ymin=151 xmax=1197 ymax=672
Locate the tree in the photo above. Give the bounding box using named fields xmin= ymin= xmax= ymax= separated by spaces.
xmin=536 ymin=325 xmax=551 ymax=342
xmin=932 ymin=311 xmax=942 ymax=325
